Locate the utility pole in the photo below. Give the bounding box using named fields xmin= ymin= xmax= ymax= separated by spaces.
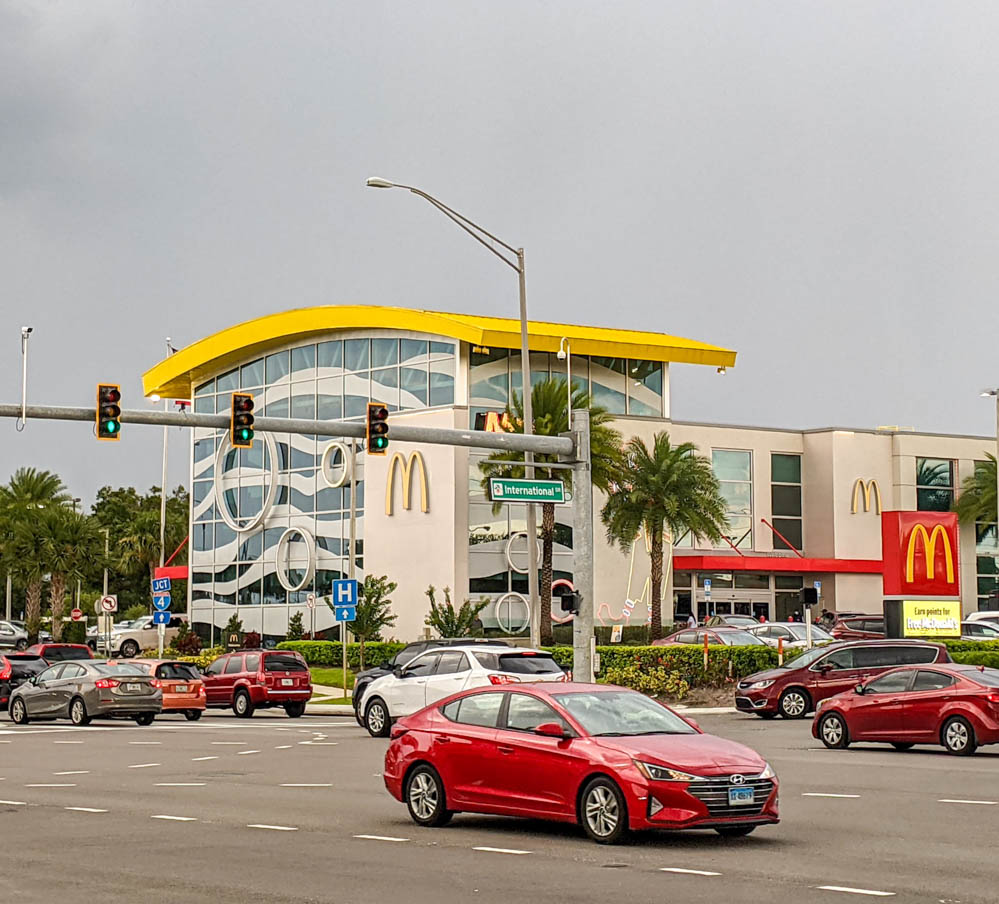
xmin=570 ymin=409 xmax=594 ymax=683
xmin=5 ymin=571 xmax=11 ymax=621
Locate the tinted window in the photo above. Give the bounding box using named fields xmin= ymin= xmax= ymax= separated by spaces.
xmin=404 ymin=654 xmax=440 ymax=678
xmin=861 ymin=619 xmax=885 ymax=634
xmin=47 ymin=647 xmax=90 ymax=662
xmin=244 ymin=654 xmax=260 ymax=672
xmin=505 ymin=694 xmax=567 ymax=733
xmin=7 ymin=656 xmax=45 ymax=679
xmin=497 ymin=653 xmax=562 ymax=675
xmin=37 ymin=664 xmax=65 ymax=682
xmin=894 ymin=646 xmax=939 ymax=665
xmin=395 ymin=644 xmax=429 ymax=667
xmin=675 ymin=632 xmax=697 ymax=644
xmin=224 ymin=657 xmax=244 ymax=675
xmin=93 ymin=663 xmax=147 ymax=676
xmin=157 ymin=663 xmax=200 ymax=681
xmin=205 ymin=657 xmax=227 ymax=675
xmin=913 ymin=670 xmax=956 ymax=691
xmin=819 ymin=648 xmax=855 ymax=670
xmin=866 ymin=671 xmax=912 ymax=694
xmin=434 ymin=652 xmax=469 ymax=675
xmin=60 ymin=664 xmax=86 ymax=679
xmin=441 ymin=699 xmax=461 ymax=722
xmin=264 ymin=654 xmax=307 ymax=672
xmin=455 ymin=692 xmax=504 ymax=727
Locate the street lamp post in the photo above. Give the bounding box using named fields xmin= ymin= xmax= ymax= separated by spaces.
xmin=557 ymin=338 xmax=572 ymax=428
xmin=367 ymin=177 xmax=542 ymax=645
xmin=981 ymin=390 xmax=999 ymax=600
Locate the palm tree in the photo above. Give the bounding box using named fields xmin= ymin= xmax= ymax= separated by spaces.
xmin=954 ymin=454 xmax=997 ymax=526
xmin=0 ymin=467 xmax=70 ymax=511
xmin=40 ymin=508 xmax=100 ymax=641
xmin=478 ymin=378 xmax=622 ymax=645
xmin=601 ymin=433 xmax=729 ymax=640
xmin=8 ymin=520 xmax=48 ymax=643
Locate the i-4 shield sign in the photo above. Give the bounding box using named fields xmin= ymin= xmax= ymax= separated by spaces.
xmin=153 ymin=594 xmax=171 ymax=611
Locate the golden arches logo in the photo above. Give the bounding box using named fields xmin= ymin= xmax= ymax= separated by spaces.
xmin=385 ymin=451 xmax=429 ymax=516
xmin=851 ymin=478 xmax=882 ymax=514
xmin=905 ymin=523 xmax=955 ymax=584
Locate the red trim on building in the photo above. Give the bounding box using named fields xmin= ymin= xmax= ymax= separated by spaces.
xmin=154 ymin=565 xmax=189 ymax=581
xmin=672 ymin=555 xmax=883 ymax=575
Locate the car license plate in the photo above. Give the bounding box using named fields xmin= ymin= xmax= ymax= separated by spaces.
xmin=174 ymin=685 xmax=188 ymax=693
xmin=728 ymin=786 xmax=755 ymax=806
xmin=281 ymin=678 xmax=294 ymax=686
xmin=126 ymin=683 xmax=141 ymax=692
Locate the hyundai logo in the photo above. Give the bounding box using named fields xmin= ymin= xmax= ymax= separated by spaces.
xmin=729 ymin=774 xmax=746 ymax=785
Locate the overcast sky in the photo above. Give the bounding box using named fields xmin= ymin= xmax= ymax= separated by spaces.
xmin=3 ymin=1 xmax=999 ymax=503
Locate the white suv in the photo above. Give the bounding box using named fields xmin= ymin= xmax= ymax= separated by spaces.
xmin=98 ymin=614 xmax=188 ymax=658
xmin=361 ymin=645 xmax=568 ymax=737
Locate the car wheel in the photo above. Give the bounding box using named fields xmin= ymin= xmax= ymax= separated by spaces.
xmin=579 ymin=777 xmax=629 ymax=844
xmin=70 ymin=697 xmax=91 ymax=727
xmin=891 ymin=742 xmax=914 ymax=751
xmin=778 ymin=688 xmax=810 ymax=719
xmin=9 ymin=697 xmax=28 ymax=724
xmin=283 ymin=702 xmax=307 ymax=718
xmin=942 ymin=716 xmax=977 ymax=756
xmin=818 ymin=712 xmax=849 ymax=749
xmin=233 ymin=690 xmax=254 ymax=719
xmin=134 ymin=712 xmax=155 ymax=726
xmin=120 ymin=640 xmax=140 ymax=659
xmin=365 ymin=698 xmax=390 ymax=737
xmin=715 ymin=826 xmax=756 ymax=838
xmin=405 ymin=764 xmax=453 ymax=827
xmin=14 ymin=639 xmax=27 ymax=651
xmin=184 ymin=710 xmax=203 ymax=721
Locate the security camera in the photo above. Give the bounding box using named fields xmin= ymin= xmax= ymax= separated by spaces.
xmin=21 ymin=326 xmax=33 ymax=335
xmin=556 ymin=349 xmax=566 ymax=361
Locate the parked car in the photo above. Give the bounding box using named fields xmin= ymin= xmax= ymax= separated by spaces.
xmin=86 ymin=619 xmax=137 ymax=649
xmin=747 ymin=622 xmax=834 ymax=649
xmin=830 ymin=615 xmax=885 ymax=640
xmin=965 ymin=611 xmax=999 ymax=625
xmin=652 ymin=627 xmax=768 ymax=648
xmin=24 ymin=643 xmax=94 ymax=664
xmin=961 ymin=621 xmax=999 ymax=641
xmin=704 ymin=615 xmax=761 ymax=628
xmin=0 ymin=653 xmax=47 ymax=710
xmin=383 ymin=683 xmax=779 ymax=843
xmin=362 ymin=645 xmax=567 ymax=738
xmin=813 ymin=664 xmax=999 ymax=755
xmin=201 ymin=649 xmax=312 ymax=718
xmin=8 ymin=660 xmax=162 ymax=726
xmin=735 ymin=640 xmax=951 ymax=719
xmin=97 ymin=614 xmax=188 ymax=658
xmin=353 ymin=638 xmax=516 ymax=726
xmin=126 ymin=659 xmax=206 ymax=720
xmin=0 ymin=621 xmax=29 ymax=651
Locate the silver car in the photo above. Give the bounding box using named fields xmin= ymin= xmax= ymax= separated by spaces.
xmin=0 ymin=621 xmax=29 ymax=651
xmin=748 ymin=621 xmax=834 ymax=649
xmin=8 ymin=660 xmax=162 ymax=726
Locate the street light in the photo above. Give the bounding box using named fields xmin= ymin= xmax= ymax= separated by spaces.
xmin=981 ymin=390 xmax=999 ymax=568
xmin=557 ymin=338 xmax=572 ymax=428
xmin=367 ymin=176 xmax=541 ymax=644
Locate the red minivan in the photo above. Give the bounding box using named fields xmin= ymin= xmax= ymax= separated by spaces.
xmin=735 ymin=640 xmax=950 ymax=719
xmin=202 ymin=650 xmax=312 ymax=718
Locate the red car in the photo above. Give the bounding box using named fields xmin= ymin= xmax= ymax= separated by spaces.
xmin=736 ymin=640 xmax=950 ymax=719
xmin=813 ymin=664 xmax=999 ymax=755
xmin=652 ymin=627 xmax=768 ymax=648
xmin=201 ymin=649 xmax=312 ymax=717
xmin=830 ymin=616 xmax=885 ymax=640
xmin=383 ymin=683 xmax=779 ymax=844
xmin=24 ymin=644 xmax=94 ymax=664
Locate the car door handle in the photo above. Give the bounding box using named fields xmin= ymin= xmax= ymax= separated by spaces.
xmin=497 ymin=745 xmax=515 ymax=755
xmin=433 ymin=735 xmax=450 ymax=745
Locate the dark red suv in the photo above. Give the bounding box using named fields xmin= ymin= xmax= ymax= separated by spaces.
xmin=830 ymin=616 xmax=885 ymax=640
xmin=202 ymin=650 xmax=312 ymax=718
xmin=735 ymin=640 xmax=951 ymax=719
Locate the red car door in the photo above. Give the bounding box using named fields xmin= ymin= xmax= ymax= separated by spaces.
xmin=202 ymin=655 xmax=232 ymax=705
xmin=432 ymin=691 xmax=505 ymax=809
xmin=902 ymin=670 xmax=960 ymax=742
xmin=849 ymin=669 xmax=913 ymax=739
xmin=806 ymin=647 xmax=866 ymax=705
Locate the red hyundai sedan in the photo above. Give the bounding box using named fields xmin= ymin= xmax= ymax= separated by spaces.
xmin=812 ymin=664 xmax=999 ymax=755
xmin=383 ymin=683 xmax=779 ymax=844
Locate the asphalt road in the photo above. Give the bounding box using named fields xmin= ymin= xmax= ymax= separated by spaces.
xmin=1 ymin=708 xmax=996 ymax=904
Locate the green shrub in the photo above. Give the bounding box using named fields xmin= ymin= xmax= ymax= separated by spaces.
xmin=61 ymin=621 xmax=87 ymax=644
xmin=602 ymin=663 xmax=690 ymax=700
xmin=943 ymin=639 xmax=999 ymax=653
xmin=951 ymin=651 xmax=999 ymax=668
xmin=286 ymin=611 xmax=305 ymax=641
xmin=122 ymin=603 xmax=148 ymax=622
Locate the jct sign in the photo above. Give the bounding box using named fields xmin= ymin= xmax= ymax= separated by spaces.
xmin=881 ymin=511 xmax=960 ymax=598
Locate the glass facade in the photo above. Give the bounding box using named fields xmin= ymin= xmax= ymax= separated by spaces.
xmin=916 ymin=457 xmax=954 ymax=512
xmin=771 ymin=453 xmax=802 ymax=551
xmin=712 ymin=450 xmax=753 ymax=549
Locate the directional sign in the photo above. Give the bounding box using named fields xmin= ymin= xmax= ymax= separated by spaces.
xmin=70 ymin=608 xmax=83 ymax=622
xmin=153 ymin=593 xmax=171 ymax=611
xmin=334 ymin=605 xmax=357 ymax=623
xmin=96 ymin=595 xmax=118 ymax=614
xmin=151 ymin=577 xmax=172 ymax=594
xmin=152 ymin=610 xmax=170 ymax=626
xmin=704 ymin=579 xmax=712 ymax=600
xmin=489 ymin=477 xmax=566 ymax=504
xmin=331 ymin=579 xmax=359 ymax=608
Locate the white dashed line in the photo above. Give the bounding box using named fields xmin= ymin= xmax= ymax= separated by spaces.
xmin=26 ymin=783 xmax=76 ymax=788
xmin=128 ymin=763 xmax=161 ymax=769
xmin=353 ymin=834 xmax=409 ymax=842
xmin=0 ymin=800 xmax=27 ymax=806
xmin=53 ymin=741 xmax=83 ymax=744
xmin=129 ymin=741 xmax=162 ymax=745
xmin=938 ymin=798 xmax=997 ymax=805
xmin=660 ymin=868 xmax=721 ymax=876
xmin=65 ymin=807 xmax=107 ymax=813
xmin=192 ymin=756 xmax=219 ymax=761
xmin=473 ymin=846 xmax=531 ymax=855
xmin=151 ymin=815 xmax=198 ymax=822
xmin=275 ymin=745 xmax=293 ymax=750
xmin=307 ymin=742 xmax=338 ymax=746
xmin=802 ymin=793 xmax=861 ymax=799
xmin=816 ymin=887 xmax=895 ymax=897
xmin=211 ymin=741 xmax=244 ymax=745
xmin=248 ymin=824 xmax=298 ymax=831
xmin=281 ymin=783 xmax=332 ymax=788
xmin=53 ymin=771 xmax=89 ymax=776
xmin=237 ymin=750 xmax=260 ymax=755
xmin=156 ymin=783 xmax=207 ymax=787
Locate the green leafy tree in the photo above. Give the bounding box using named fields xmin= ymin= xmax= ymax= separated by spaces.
xmin=8 ymin=519 xmax=48 ymax=643
xmin=287 ymin=611 xmax=305 ymax=641
xmin=602 ymin=432 xmax=729 ymax=640
xmin=351 ymin=575 xmax=398 ymax=669
xmin=222 ymin=612 xmax=244 ymax=645
xmin=424 ymin=585 xmax=488 ymax=638
xmin=0 ymin=467 xmax=70 ymax=510
xmin=477 ymin=378 xmax=622 ymax=644
xmin=954 ymin=454 xmax=997 ymax=526
xmin=40 ymin=508 xmax=100 ymax=641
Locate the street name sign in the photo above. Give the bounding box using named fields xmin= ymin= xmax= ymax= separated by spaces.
xmin=488 ymin=478 xmax=566 ymax=504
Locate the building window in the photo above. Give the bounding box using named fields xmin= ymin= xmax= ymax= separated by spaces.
xmin=774 ymin=574 xmax=804 ymax=621
xmin=771 ymin=453 xmax=802 ymax=551
xmin=976 ymin=520 xmax=999 ymax=611
xmin=712 ymin=450 xmax=752 ymax=549
xmin=916 ymin=458 xmax=954 ymax=512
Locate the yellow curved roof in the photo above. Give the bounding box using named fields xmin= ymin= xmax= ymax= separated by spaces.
xmin=142 ymin=305 xmax=736 ymax=399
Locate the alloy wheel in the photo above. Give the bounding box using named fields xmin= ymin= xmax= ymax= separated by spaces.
xmin=781 ymin=691 xmax=807 ymax=718
xmin=584 ymin=785 xmax=620 ymax=838
xmin=821 ymin=715 xmax=844 ymax=747
xmin=368 ymin=703 xmax=385 ymax=734
xmin=409 ymin=772 xmax=438 ymax=820
xmin=71 ymin=700 xmax=85 ymax=725
xmin=945 ymin=720 xmax=968 ymax=751
xmin=11 ymin=699 xmax=26 ymax=723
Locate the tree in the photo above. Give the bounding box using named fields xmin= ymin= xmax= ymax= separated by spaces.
xmin=477 ymin=378 xmax=622 ymax=644
xmin=0 ymin=467 xmax=69 ymax=511
xmin=222 ymin=612 xmax=244 ymax=644
xmin=8 ymin=519 xmax=47 ymax=643
xmin=287 ymin=611 xmax=305 ymax=641
xmin=955 ymin=454 xmax=997 ymax=526
xmin=602 ymin=433 xmax=729 ymax=640
xmin=39 ymin=508 xmax=99 ymax=641
xmin=425 ymin=585 xmax=489 ymax=638
xmin=351 ymin=575 xmax=398 ymax=670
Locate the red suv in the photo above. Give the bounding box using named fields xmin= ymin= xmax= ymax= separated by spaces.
xmin=830 ymin=616 xmax=885 ymax=640
xmin=735 ymin=640 xmax=951 ymax=719
xmin=202 ymin=650 xmax=312 ymax=718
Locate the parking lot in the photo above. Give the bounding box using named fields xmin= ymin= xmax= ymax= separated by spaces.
xmin=1 ymin=709 xmax=997 ymax=904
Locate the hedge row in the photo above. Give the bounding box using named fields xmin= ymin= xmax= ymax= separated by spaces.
xmin=951 ymin=651 xmax=999 ymax=668
xmin=277 ymin=640 xmax=407 ymax=669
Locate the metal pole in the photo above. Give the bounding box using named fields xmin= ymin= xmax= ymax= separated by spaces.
xmin=159 ymin=397 xmax=168 ymax=569
xmin=17 ymin=328 xmax=30 ymax=431
xmin=517 ymin=249 xmax=540 ymax=648
xmin=566 ymin=344 xmax=572 ymax=429
xmin=571 ymin=409 xmax=594 ymax=682
xmin=5 ymin=571 xmax=11 ymax=621
xmin=994 ymin=394 xmax=999 ymax=612
xmin=805 ymin=605 xmax=813 ymax=650
xmin=346 ymin=442 xmax=357 ymax=701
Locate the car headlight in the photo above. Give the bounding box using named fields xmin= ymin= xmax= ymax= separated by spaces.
xmin=634 ymin=761 xmax=702 ymax=782
xmin=759 ymin=762 xmax=776 ymax=779
xmin=749 ymin=679 xmax=775 ymax=689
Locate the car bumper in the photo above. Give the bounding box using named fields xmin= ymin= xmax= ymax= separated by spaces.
xmin=162 ymin=696 xmax=206 ymax=712
xmin=627 ymin=776 xmax=780 ymax=831
xmin=735 ymin=692 xmax=778 ymax=714
xmin=249 ymin=687 xmax=313 ymax=704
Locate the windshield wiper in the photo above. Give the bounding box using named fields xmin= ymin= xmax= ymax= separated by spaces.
xmin=591 ymin=731 xmax=630 ymax=737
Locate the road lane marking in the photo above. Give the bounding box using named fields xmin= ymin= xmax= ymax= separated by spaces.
xmin=275 ymin=745 xmax=293 ymax=749
xmin=26 ymin=783 xmax=76 ymax=788
xmin=192 ymin=756 xmax=219 ymax=761
xmin=0 ymin=800 xmax=27 ymax=805
xmin=151 ymin=815 xmax=198 ymax=822
xmin=248 ymin=824 xmax=298 ymax=831
xmin=211 ymin=741 xmax=244 ymax=745
xmin=816 ymin=887 xmax=895 ymax=897
xmin=128 ymin=763 xmax=161 ymax=769
xmin=65 ymin=807 xmax=107 ymax=813
xmin=660 ymin=868 xmax=721 ymax=876
xmin=803 ymin=793 xmax=861 ymax=799
xmin=237 ymin=750 xmax=260 ymax=755
xmin=53 ymin=741 xmax=83 ymax=744
xmin=938 ymin=798 xmax=997 ymax=805
xmin=353 ymin=834 xmax=408 ymax=842
xmin=307 ymin=742 xmax=338 ymax=746
xmin=53 ymin=771 xmax=89 ymax=776
xmin=156 ymin=783 xmax=207 ymax=787
xmin=473 ymin=846 xmax=531 ymax=855
xmin=129 ymin=741 xmax=161 ymax=745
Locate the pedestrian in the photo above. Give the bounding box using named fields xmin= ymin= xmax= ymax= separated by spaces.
xmin=758 ymin=613 xmax=767 ymax=623
xmin=686 ymin=611 xmax=696 ymax=629
xmin=792 ymin=610 xmax=801 ymax=623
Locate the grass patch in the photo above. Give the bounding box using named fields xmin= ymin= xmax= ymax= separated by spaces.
xmin=309 ymin=696 xmax=352 ymax=706
xmin=309 ymin=667 xmax=354 ymax=689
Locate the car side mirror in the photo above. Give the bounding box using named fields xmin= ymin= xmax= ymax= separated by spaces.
xmin=393 ymin=666 xmax=404 ymax=678
xmin=818 ymin=663 xmax=834 ymax=673
xmin=534 ymin=722 xmax=568 ymax=739
xmin=855 ymin=684 xmax=865 ymax=695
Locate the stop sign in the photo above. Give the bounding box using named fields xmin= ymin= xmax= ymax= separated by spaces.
xmin=70 ymin=608 xmax=83 ymax=621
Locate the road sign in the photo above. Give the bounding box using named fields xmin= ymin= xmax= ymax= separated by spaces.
xmin=96 ymin=595 xmax=118 ymax=614
xmin=153 ymin=593 xmax=171 ymax=611
xmin=152 ymin=610 xmax=170 ymax=626
xmin=488 ymin=477 xmax=566 ymax=504
xmin=70 ymin=608 xmax=83 ymax=622
xmin=331 ymin=578 xmax=358 ymax=608
xmin=814 ymin=580 xmax=822 ymax=592
xmin=334 ymin=605 xmax=357 ymax=622
xmin=306 ymin=593 xmax=316 ymax=610
xmin=152 ymin=577 xmax=171 ymax=593
xmin=704 ymin=579 xmax=712 ymax=600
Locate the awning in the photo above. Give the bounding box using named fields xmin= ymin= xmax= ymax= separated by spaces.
xmin=673 ymin=555 xmax=882 ymax=575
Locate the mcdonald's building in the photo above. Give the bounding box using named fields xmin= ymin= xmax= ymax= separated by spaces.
xmin=143 ymin=305 xmax=999 ymax=643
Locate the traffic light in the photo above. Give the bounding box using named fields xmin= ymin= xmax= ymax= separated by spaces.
xmin=366 ymin=402 xmax=389 ymax=455
xmin=558 ymin=591 xmax=582 ymax=616
xmin=231 ymin=392 xmax=255 ymax=448
xmin=96 ymin=384 xmax=121 ymax=441
xmin=799 ymin=587 xmax=819 ymax=607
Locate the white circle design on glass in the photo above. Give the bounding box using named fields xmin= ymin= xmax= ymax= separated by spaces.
xmin=320 ymin=441 xmax=352 ymax=489
xmin=505 ymin=531 xmax=544 ymax=575
xmin=213 ymin=431 xmax=279 ymax=534
xmin=275 ymin=527 xmax=316 ymax=592
xmin=495 ymin=592 xmax=531 ymax=635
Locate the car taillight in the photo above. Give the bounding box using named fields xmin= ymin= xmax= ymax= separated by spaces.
xmin=557 ymin=671 xmax=569 ymax=682
xmin=94 ymin=678 xmax=120 ymax=689
xmin=150 ymin=679 xmax=161 ymax=689
xmin=198 ymin=685 xmax=206 ymax=697
xmin=987 ymin=693 xmax=999 ymax=705
xmin=0 ymin=659 xmax=10 ymax=681
xmin=488 ymin=674 xmax=521 ymax=685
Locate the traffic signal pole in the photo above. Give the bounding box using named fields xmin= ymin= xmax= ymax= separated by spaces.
xmin=570 ymin=409 xmax=594 ymax=683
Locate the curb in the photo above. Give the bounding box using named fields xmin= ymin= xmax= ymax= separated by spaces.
xmin=674 ymin=706 xmax=738 ymax=715
xmin=306 ymin=704 xmax=355 ymax=715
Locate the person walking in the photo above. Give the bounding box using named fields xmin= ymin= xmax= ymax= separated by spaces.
xmin=686 ymin=612 xmax=697 ymax=629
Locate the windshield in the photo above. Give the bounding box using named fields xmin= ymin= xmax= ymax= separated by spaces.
xmin=553 ymin=691 xmax=697 ymax=737
xmin=781 ymin=646 xmax=830 ymax=669
xmin=497 ymin=653 xmax=562 ymax=674
xmin=93 ymin=663 xmax=148 ymax=676
xmin=719 ymin=630 xmax=767 ymax=646
xmin=724 ymin=616 xmax=760 ymax=626
xmin=788 ymin=624 xmax=833 ymax=641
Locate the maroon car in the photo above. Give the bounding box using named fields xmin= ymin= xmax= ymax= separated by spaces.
xmin=24 ymin=644 xmax=94 ymax=664
xmin=813 ymin=664 xmax=999 ymax=755
xmin=830 ymin=615 xmax=885 ymax=640
xmin=201 ymin=649 xmax=312 ymax=718
xmin=735 ymin=640 xmax=950 ymax=719
xmin=653 ymin=627 xmax=768 ymax=648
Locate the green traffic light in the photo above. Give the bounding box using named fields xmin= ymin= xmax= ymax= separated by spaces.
xmin=105 ymin=421 xmax=117 ymax=433
xmin=374 ymin=437 xmax=387 ymax=448
xmin=240 ymin=429 xmax=252 ymax=441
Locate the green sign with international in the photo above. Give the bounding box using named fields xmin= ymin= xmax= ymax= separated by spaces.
xmin=489 ymin=477 xmax=567 ymax=504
